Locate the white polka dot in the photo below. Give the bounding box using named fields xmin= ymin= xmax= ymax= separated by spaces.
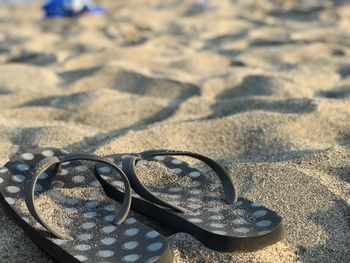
xmin=101 ymin=174 xmax=110 ymax=180
xmin=191 ymin=181 xmax=201 ymax=187
xmin=234 ymin=227 xmax=250 ymax=234
xmin=5 ymin=197 xmax=15 ymax=204
xmin=66 ymin=208 xmax=78 ymax=213
xmin=83 ymin=212 xmax=97 ymax=218
xmin=188 ymin=197 xmax=201 ymax=202
xmin=104 ymin=204 xmax=116 ymax=211
xmin=75 ymin=166 xmax=88 ymax=172
xmin=100 ymin=174 xmax=112 ymax=181
xmin=81 ymin=222 xmax=96 ymax=229
xmin=74 ymin=255 xmax=87 ymax=261
xmin=85 ymin=201 xmax=99 ymax=208
xmin=172 ymin=168 xmax=182 ymax=174
xmin=53 ymin=239 xmax=68 ymax=245
xmin=209 ymin=223 xmax=225 ymax=228
xmin=104 ymin=215 xmax=114 ymax=222
xmin=213 ymin=230 xmax=227 ymax=235
xmin=98 ymin=250 xmax=114 ymax=258
xmin=187 ymin=203 xmax=201 ymax=209
xmin=0 ymin=167 xmax=8 ymax=173
xmin=21 ymin=153 xmax=34 ymax=160
xmin=171 ymin=159 xmax=183 ymax=165
xmin=145 ymin=231 xmax=160 ymax=239
xmin=146 ymin=257 xmax=160 ymax=263
xmin=235 ymin=201 xmax=243 ymax=206
xmin=253 ymin=210 xmax=268 ymax=218
xmin=209 ymin=183 xmax=221 ymax=190
xmin=42 ymin=150 xmax=54 ymax=157
xmin=75 ymin=244 xmax=91 ymax=251
xmin=188 ymin=218 xmax=202 ymax=223
xmin=98 ymin=166 xmax=111 ymax=174
xmin=233 ymin=218 xmax=247 ymax=225
xmin=72 ymin=175 xmax=84 ymax=183
xmin=39 ymin=173 xmax=48 ymax=180
xmin=125 ymin=218 xmax=137 ymax=225
xmin=124 ymin=228 xmax=139 ymax=237
xmin=123 ymin=241 xmax=139 ymax=250
xmin=77 ymin=234 xmax=92 ymax=241
xmin=208 ymin=207 xmax=222 ymax=213
xmin=64 ymin=198 xmax=76 ymax=206
xmin=147 ymin=242 xmax=163 ymax=252
xmin=167 ymin=194 xmax=181 ymax=199
xmin=59 ymin=169 xmax=69 ymax=176
xmin=16 ymin=164 xmax=29 ymax=171
xmin=101 ymin=225 xmax=116 ymax=233
xmin=210 ymin=215 xmax=224 ymax=220
xmin=122 ymin=254 xmax=140 ymax=262
xmin=11 ymin=174 xmax=25 ymax=183
xmin=188 ymin=211 xmax=201 ymax=216
xmin=101 ymin=237 xmax=117 ymax=245
xmin=256 ymin=220 xmax=272 ymax=227
xmin=35 ymin=184 xmax=42 ymax=192
xmin=100 ymin=175 xmax=111 ymax=181
xmin=233 ymin=209 xmax=246 ymax=216
xmin=90 ymin=180 xmax=100 ymax=187
xmin=189 ymin=171 xmax=201 ymax=178
xmin=154 ymin=156 xmax=165 ymax=161
xmin=207 ymin=192 xmax=218 ymax=197
xmin=168 ymin=187 xmax=182 ymax=193
xmin=189 ymin=189 xmax=201 ymax=195
xmin=6 ymin=186 xmax=20 ymax=194
xmin=251 ymin=202 xmax=261 ymax=207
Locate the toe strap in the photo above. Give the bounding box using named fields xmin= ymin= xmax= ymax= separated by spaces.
xmin=122 ymin=150 xmax=237 ymax=214
xmin=25 ymin=154 xmax=132 ymax=240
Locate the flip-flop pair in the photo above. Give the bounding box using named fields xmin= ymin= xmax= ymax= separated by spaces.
xmin=0 ymin=147 xmax=284 ymax=262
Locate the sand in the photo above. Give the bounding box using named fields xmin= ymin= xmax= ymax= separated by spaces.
xmin=136 ymin=160 xmax=193 ymax=189
xmin=0 ymin=0 xmax=349 ymax=262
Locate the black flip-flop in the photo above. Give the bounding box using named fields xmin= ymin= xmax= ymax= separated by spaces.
xmin=96 ymin=150 xmax=284 ymax=252
xmin=0 ymin=148 xmax=173 ymax=263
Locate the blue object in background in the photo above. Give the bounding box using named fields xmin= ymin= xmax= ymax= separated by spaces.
xmin=43 ymin=0 xmax=105 ymax=18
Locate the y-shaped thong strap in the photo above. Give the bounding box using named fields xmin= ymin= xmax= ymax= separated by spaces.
xmin=122 ymin=150 xmax=237 ymax=214
xmin=24 ymin=154 xmax=132 ymax=240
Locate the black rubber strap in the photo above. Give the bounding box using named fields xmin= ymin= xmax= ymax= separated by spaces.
xmin=122 ymin=150 xmax=237 ymax=213
xmin=24 ymin=154 xmax=132 ymax=240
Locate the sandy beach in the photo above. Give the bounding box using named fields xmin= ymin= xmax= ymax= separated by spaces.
xmin=0 ymin=0 xmax=349 ymax=262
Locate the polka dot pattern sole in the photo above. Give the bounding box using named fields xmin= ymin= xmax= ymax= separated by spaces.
xmin=98 ymin=153 xmax=284 ymax=252
xmin=0 ymin=148 xmax=173 ymax=263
